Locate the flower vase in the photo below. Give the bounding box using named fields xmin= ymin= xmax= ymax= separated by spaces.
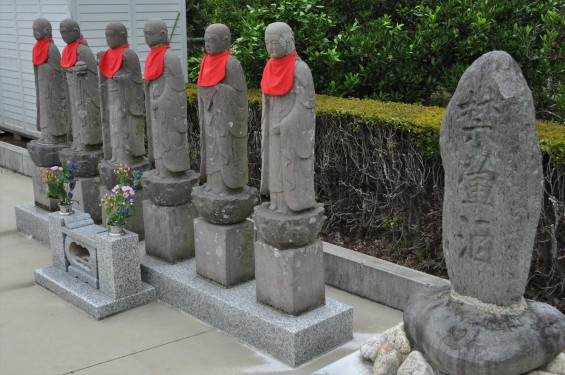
xmin=58 ymin=203 xmax=74 ymax=215
xmin=108 ymin=224 xmax=125 ymax=236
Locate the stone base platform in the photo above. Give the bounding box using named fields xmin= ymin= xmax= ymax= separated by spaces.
xmin=35 ymin=266 xmax=156 ymax=320
xmin=140 ymin=252 xmax=353 ymax=367
xmin=15 ymin=203 xmax=50 ymax=243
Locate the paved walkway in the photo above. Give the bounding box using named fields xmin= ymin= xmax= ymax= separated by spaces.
xmin=0 ymin=167 xmax=402 ymax=375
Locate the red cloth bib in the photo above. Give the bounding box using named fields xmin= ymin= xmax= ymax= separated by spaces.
xmin=261 ymin=52 xmax=297 ymax=96
xmin=99 ymin=44 xmax=129 ymax=78
xmin=61 ymin=39 xmax=87 ymax=68
xmin=32 ymin=38 xmax=52 ymax=65
xmin=144 ymin=45 xmax=170 ymax=81
xmin=197 ymin=51 xmax=231 ymax=87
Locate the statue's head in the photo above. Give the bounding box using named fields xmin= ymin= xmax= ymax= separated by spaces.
xmin=264 ymin=22 xmax=295 ymax=59
xmin=144 ymin=19 xmax=168 ymax=48
xmin=32 ymin=18 xmax=52 ymax=40
xmin=204 ymin=24 xmax=231 ymax=55
xmin=105 ymin=22 xmax=128 ymax=49
xmin=59 ymin=19 xmax=81 ymax=44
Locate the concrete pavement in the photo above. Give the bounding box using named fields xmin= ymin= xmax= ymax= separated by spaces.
xmin=0 ymin=167 xmax=402 ymax=375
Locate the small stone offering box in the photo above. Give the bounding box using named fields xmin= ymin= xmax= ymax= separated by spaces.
xmin=35 ymin=210 xmax=155 ymax=319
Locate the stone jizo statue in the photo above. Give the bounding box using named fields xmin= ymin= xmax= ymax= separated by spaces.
xmin=197 ymin=24 xmax=248 ymax=194
xmin=59 ymin=19 xmax=101 ymax=152
xmin=32 ymin=18 xmax=67 ymax=144
xmin=143 ymin=18 xmax=190 ymax=177
xmin=98 ymin=22 xmax=145 ymax=165
xmin=260 ymin=22 xmax=316 ymax=213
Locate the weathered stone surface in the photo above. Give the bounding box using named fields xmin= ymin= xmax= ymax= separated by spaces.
xmin=191 ymin=185 xmax=258 ymax=225
xmin=253 ymin=202 xmax=326 ymax=249
xmin=143 ymin=200 xmax=197 ymax=263
xmin=440 ymin=51 xmax=543 ymax=306
xmin=142 ymin=169 xmax=199 ymax=206
xmin=59 ymin=148 xmax=104 ymax=178
xmin=194 ymin=218 xmax=254 ymax=287
xmin=32 ymin=165 xmax=58 ymax=211
xmin=73 ymin=176 xmax=102 ymax=223
xmin=404 ymin=285 xmax=565 ymax=375
xmin=545 ymin=352 xmax=565 ymax=374
xmin=397 ymin=351 xmax=436 ymax=375
xmin=361 ymin=333 xmax=387 ymax=362
xmin=255 ymin=239 xmax=325 ymax=316
xmin=98 ymin=158 xmax=149 ymax=190
xmin=373 ymin=344 xmax=403 ymax=375
xmin=28 ymin=141 xmax=66 ymax=167
xmin=361 ymin=323 xmax=411 ymax=363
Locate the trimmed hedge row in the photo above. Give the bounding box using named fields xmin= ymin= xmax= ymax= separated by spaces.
xmin=185 ymin=84 xmax=565 ymax=310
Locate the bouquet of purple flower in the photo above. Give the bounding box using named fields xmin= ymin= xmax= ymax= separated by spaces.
xmin=100 ymin=164 xmax=142 ymax=227
xmin=42 ymin=162 xmax=78 ymax=205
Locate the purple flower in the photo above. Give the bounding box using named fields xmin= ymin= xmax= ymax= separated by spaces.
xmin=69 ymin=182 xmax=76 ymax=189
xmin=131 ymin=185 xmax=137 ymax=190
xmin=72 ymin=163 xmax=78 ymax=168
xmin=127 ymin=196 xmax=133 ymax=201
xmin=67 ymin=192 xmax=73 ymax=198
xmin=122 ymin=208 xmax=129 ymax=214
xmin=67 ymin=162 xmax=72 ymax=168
xmin=69 ymin=174 xmax=75 ymax=180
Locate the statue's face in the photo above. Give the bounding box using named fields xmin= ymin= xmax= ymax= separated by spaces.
xmin=105 ymin=28 xmax=125 ymax=49
xmin=32 ymin=22 xmax=49 ymax=40
xmin=144 ymin=24 xmax=166 ymax=48
xmin=60 ymin=24 xmax=79 ymax=44
xmin=204 ymin=31 xmax=226 ymax=55
xmin=265 ymin=32 xmax=287 ymax=59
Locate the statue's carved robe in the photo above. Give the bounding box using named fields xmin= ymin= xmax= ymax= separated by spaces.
xmin=34 ymin=41 xmax=67 ymax=143
xmin=260 ymin=57 xmax=316 ymax=212
xmin=99 ymin=48 xmax=145 ymax=164
xmin=145 ymin=50 xmax=190 ymax=175
xmin=64 ymin=43 xmax=101 ymax=151
xmin=198 ymin=56 xmax=248 ymax=190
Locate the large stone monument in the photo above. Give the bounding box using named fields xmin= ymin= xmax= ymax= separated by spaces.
xmin=58 ymin=19 xmax=103 ymax=223
xmin=191 ymin=24 xmax=258 ymax=287
xmin=28 ymin=18 xmax=68 ymax=212
xmin=254 ymin=22 xmax=326 ymax=316
xmin=141 ymin=18 xmax=199 ymax=262
xmin=97 ymin=22 xmax=148 ymax=237
xmin=403 ymin=51 xmax=565 ymax=375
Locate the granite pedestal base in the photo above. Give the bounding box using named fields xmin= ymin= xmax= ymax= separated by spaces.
xmin=140 ymin=252 xmax=353 ymax=367
xmin=74 ymin=176 xmax=102 ymax=223
xmin=194 ymin=217 xmax=254 ymax=287
xmin=100 ymin=185 xmax=146 ymax=240
xmin=59 ymin=147 xmax=103 ymax=178
xmin=255 ymin=239 xmax=326 ymax=316
xmin=35 ymin=266 xmax=155 ymax=320
xmin=98 ymin=158 xmax=150 ymax=190
xmin=32 ymin=165 xmax=58 ymax=211
xmin=143 ymin=200 xmax=198 ymax=263
xmin=27 ymin=140 xmax=66 ymax=167
xmin=15 ymin=203 xmax=50 ymax=243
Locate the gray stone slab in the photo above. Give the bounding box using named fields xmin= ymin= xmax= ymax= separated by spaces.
xmin=194 ymin=218 xmax=254 ymax=287
xmin=5 ymin=148 xmax=23 ymax=174
xmin=313 ymin=351 xmax=372 ymax=375
xmin=15 ymin=203 xmax=51 ymax=244
xmin=62 ymin=224 xmax=106 ymax=248
xmin=74 ymin=176 xmax=102 ymax=224
xmin=35 ymin=266 xmax=156 ymax=320
xmin=140 ymin=252 xmax=353 ymax=367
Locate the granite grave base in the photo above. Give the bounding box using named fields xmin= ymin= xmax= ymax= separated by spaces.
xmin=140 ymin=251 xmax=353 ymax=367
xmin=15 ymin=203 xmax=51 ymax=243
xmin=35 ymin=266 xmax=156 ymax=320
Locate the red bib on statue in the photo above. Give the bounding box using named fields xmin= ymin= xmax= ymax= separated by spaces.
xmin=261 ymin=52 xmax=297 ymax=96
xmin=99 ymin=44 xmax=129 ymax=78
xmin=197 ymin=51 xmax=231 ymax=87
xmin=32 ymin=38 xmax=52 ymax=65
xmin=61 ymin=39 xmax=87 ymax=68
xmin=144 ymin=45 xmax=169 ymax=81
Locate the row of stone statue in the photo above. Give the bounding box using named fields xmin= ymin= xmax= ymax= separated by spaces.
xmin=33 ymin=17 xmax=317 ymax=215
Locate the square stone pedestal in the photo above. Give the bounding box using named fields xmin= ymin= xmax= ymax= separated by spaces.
xmin=74 ymin=176 xmax=102 ymax=223
xmin=15 ymin=203 xmax=51 ymax=243
xmin=194 ymin=218 xmax=254 ymax=287
xmin=32 ymin=165 xmax=58 ymax=211
xmin=143 ymin=200 xmax=198 ymax=263
xmin=255 ymin=239 xmax=325 ymax=316
xmin=100 ymin=185 xmax=146 ymax=240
